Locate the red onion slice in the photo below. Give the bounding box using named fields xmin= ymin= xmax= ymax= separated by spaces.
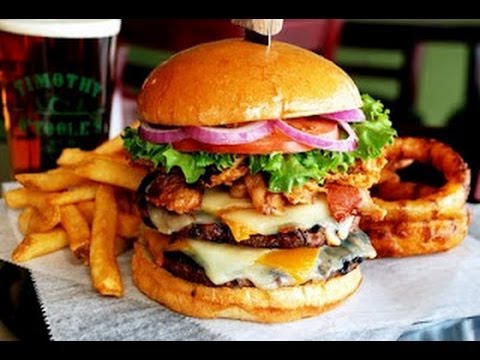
xmin=139 ymin=122 xmax=189 ymax=143
xmin=322 ymin=109 xmax=365 ymax=122
xmin=184 ymin=121 xmax=273 ymax=145
xmin=273 ymin=120 xmax=358 ymax=152
xmin=139 ymin=116 xmax=358 ymax=151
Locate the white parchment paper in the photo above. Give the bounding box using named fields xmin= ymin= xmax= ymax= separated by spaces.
xmin=1 ymin=182 xmax=480 ymax=340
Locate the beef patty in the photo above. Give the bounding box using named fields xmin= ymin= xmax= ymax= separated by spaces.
xmin=163 ymin=251 xmax=362 ymax=288
xmin=173 ymin=222 xmax=358 ymax=249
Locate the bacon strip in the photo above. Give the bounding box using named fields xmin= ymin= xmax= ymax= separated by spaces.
xmin=326 ymin=184 xmax=363 ymax=221
xmin=326 ymin=184 xmax=386 ymax=221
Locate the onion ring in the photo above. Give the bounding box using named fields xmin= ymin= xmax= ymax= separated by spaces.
xmin=373 ymin=181 xmax=437 ymax=201
xmin=361 ymin=206 xmax=470 ymax=258
xmin=372 ymin=137 xmax=470 ymax=222
xmin=361 ymin=137 xmax=471 ymax=257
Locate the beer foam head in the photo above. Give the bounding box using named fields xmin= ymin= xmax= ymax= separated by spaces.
xmin=0 ymin=19 xmax=121 ymax=38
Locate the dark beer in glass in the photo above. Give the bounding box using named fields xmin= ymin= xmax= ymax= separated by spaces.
xmin=0 ymin=19 xmax=121 ymax=174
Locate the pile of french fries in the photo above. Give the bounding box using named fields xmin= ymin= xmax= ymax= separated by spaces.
xmin=3 ymin=131 xmax=148 ymax=297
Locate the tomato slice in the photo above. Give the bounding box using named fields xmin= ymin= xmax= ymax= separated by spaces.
xmin=173 ymin=118 xmax=339 ymax=154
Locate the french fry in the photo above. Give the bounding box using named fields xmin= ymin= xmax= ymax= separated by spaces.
xmin=50 ymin=185 xmax=98 ymax=206
xmin=56 ymin=148 xmax=92 ymax=166
xmin=12 ymin=228 xmax=68 ymax=262
xmin=60 ymin=204 xmax=91 ymax=262
xmin=26 ymin=205 xmax=61 ymax=234
xmin=114 ymin=236 xmax=133 ymax=256
xmin=129 ymin=120 xmax=140 ymax=129
xmin=131 ymin=202 xmax=141 ymax=217
xmin=116 ymin=191 xmax=133 ymax=213
xmin=117 ymin=197 xmax=131 ymax=213
xmin=57 ymin=147 xmax=128 ymax=167
xmin=3 ymin=188 xmax=51 ymax=208
xmin=3 ymin=188 xmax=26 ymax=208
xmin=6 ymin=132 xmax=149 ymax=298
xmin=5 ymin=185 xmax=98 ymax=209
xmin=117 ymin=212 xmax=141 ymax=238
xmin=77 ymin=201 xmax=95 ymax=224
xmin=118 ymin=191 xmax=140 ymax=216
xmin=90 ymin=185 xmax=123 ymax=297
xmin=18 ymin=207 xmax=34 ymax=235
xmin=92 ymin=119 xmax=138 ymax=157
xmin=74 ymin=158 xmax=147 ymax=191
xmin=77 ymin=200 xmax=140 ymax=238
xmin=93 ymin=136 xmax=124 ymax=155
xmin=15 ymin=168 xmax=88 ymax=192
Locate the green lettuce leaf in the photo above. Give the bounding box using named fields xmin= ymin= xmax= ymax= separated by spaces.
xmin=352 ymin=94 xmax=397 ymax=159
xmin=122 ymin=94 xmax=396 ymax=192
xmin=122 ymin=127 xmax=237 ymax=183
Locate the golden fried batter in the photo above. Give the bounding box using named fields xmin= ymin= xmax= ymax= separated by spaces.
xmin=372 ymin=138 xmax=470 ymax=222
xmin=244 ymin=174 xmax=285 ymax=215
xmin=373 ymin=181 xmax=437 ymax=201
xmin=283 ymin=180 xmax=322 ymax=205
xmin=361 ymin=137 xmax=471 ymax=257
xmin=146 ymin=171 xmax=203 ymax=214
xmin=325 ymin=156 xmax=387 ymax=190
xmin=361 ymin=206 xmax=470 ymax=257
xmin=208 ymin=157 xmax=249 ymax=187
xmin=229 ymin=179 xmax=248 ymax=199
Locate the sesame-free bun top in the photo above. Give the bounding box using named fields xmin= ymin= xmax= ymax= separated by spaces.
xmin=137 ymin=39 xmax=362 ymax=127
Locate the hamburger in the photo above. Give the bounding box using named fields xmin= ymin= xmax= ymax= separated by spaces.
xmin=122 ymin=39 xmax=396 ymax=322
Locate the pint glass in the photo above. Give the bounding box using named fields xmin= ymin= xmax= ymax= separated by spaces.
xmin=0 ymin=19 xmax=121 ymax=174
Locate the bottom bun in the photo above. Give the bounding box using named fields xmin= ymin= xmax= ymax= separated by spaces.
xmin=362 ymin=206 xmax=470 ymax=258
xmin=132 ymin=241 xmax=363 ymax=323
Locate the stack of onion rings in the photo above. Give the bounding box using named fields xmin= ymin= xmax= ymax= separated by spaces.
xmin=360 ymin=137 xmax=471 ymax=257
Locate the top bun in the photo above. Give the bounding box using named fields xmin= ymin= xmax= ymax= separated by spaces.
xmin=137 ymin=39 xmax=361 ymax=127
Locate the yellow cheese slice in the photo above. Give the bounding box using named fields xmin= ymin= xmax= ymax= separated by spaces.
xmin=220 ymin=195 xmax=333 ymax=242
xmin=166 ymin=238 xmax=191 ymax=252
xmin=165 ymin=239 xmax=319 ymax=288
xmin=181 ymin=239 xmax=271 ymax=286
xmin=257 ymin=248 xmax=320 ymax=284
xmin=222 ymin=219 xmax=257 ymax=241
xmin=201 ymin=189 xmax=252 ymax=216
xmin=163 ymin=232 xmax=376 ymax=290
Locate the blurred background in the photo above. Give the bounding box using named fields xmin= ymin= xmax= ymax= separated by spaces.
xmin=2 ymin=19 xmax=479 ymax=198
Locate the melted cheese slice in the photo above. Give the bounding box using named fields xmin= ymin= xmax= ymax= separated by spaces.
xmin=180 ymin=239 xmax=316 ymax=289
xmin=148 ymin=189 xmax=250 ymax=235
xmin=150 ymin=189 xmax=349 ymax=245
xmin=257 ymin=248 xmax=320 ymax=284
xmin=170 ymin=232 xmax=376 ymax=290
xmin=201 ymin=189 xmax=252 ymax=215
xmin=220 ymin=196 xmax=333 ymax=241
xmin=180 ymin=240 xmax=273 ymax=288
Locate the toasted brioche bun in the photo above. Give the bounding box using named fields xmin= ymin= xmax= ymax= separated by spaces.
xmin=132 ymin=239 xmax=363 ymax=323
xmin=138 ymin=39 xmax=361 ymax=127
xmin=361 ymin=206 xmax=470 ymax=258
